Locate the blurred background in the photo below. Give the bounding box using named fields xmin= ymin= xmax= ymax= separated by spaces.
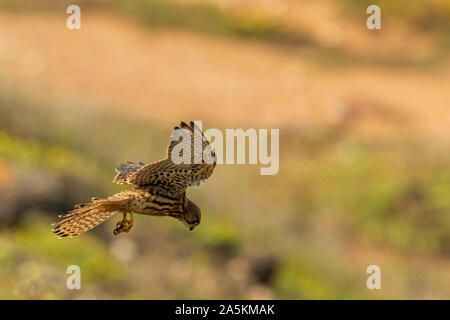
xmin=0 ymin=0 xmax=449 ymax=299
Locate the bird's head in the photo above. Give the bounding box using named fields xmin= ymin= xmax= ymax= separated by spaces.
xmin=179 ymin=199 xmax=201 ymax=231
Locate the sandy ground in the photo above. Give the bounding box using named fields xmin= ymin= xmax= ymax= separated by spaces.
xmin=0 ymin=9 xmax=449 ymax=143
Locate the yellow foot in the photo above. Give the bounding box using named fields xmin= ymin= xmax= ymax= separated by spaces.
xmin=113 ymin=213 xmax=134 ymax=235
xmin=113 ymin=220 xmax=127 ymax=235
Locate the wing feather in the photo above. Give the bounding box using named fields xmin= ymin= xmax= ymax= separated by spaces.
xmin=113 ymin=161 xmax=145 ymax=184
xmin=114 ymin=121 xmax=216 ymax=195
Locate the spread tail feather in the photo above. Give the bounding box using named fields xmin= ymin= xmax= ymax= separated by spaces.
xmin=52 ymin=197 xmax=129 ymax=238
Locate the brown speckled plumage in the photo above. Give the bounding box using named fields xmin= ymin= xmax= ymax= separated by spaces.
xmin=52 ymin=121 xmax=216 ymax=238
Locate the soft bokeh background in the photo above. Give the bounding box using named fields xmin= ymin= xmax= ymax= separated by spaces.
xmin=0 ymin=0 xmax=449 ymax=299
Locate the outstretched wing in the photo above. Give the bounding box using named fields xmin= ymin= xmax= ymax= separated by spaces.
xmin=166 ymin=121 xmax=213 ymax=164
xmin=114 ymin=121 xmax=216 ymax=196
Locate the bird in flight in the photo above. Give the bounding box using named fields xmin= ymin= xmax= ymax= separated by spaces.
xmin=52 ymin=121 xmax=216 ymax=238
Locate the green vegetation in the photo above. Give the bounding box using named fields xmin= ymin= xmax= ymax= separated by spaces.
xmin=114 ymin=0 xmax=279 ymax=39
xmin=342 ymin=0 xmax=450 ymax=33
xmin=0 ymin=214 xmax=125 ymax=299
xmin=0 ymin=0 xmax=282 ymax=40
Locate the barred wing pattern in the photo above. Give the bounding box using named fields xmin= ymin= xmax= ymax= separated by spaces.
xmin=114 ymin=161 xmax=145 ymax=184
xmin=113 ymin=121 xmax=216 ymax=197
xmin=166 ymin=121 xmax=214 ymax=165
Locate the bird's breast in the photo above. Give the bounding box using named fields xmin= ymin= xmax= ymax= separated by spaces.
xmin=130 ymin=191 xmax=183 ymax=216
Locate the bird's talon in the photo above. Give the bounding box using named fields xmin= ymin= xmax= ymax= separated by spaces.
xmin=113 ymin=213 xmax=133 ymax=235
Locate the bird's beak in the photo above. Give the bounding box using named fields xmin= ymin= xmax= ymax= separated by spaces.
xmin=189 ymin=226 xmax=194 ymax=231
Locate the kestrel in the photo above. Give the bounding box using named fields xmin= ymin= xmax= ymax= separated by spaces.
xmin=52 ymin=121 xmax=216 ymax=238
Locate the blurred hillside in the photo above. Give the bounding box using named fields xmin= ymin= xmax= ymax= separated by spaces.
xmin=0 ymin=0 xmax=449 ymax=299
